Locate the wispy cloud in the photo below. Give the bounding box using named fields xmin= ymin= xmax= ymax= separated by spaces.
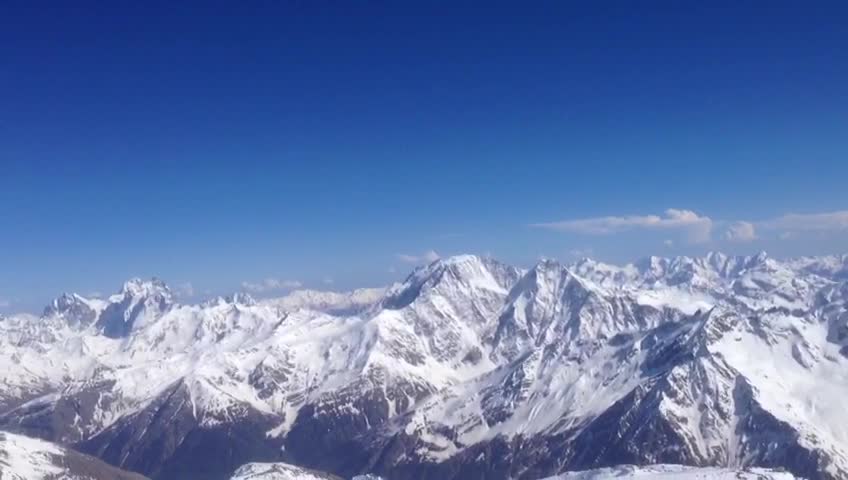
xmin=0 ymin=298 xmax=10 ymax=308
xmin=725 ymin=210 xmax=848 ymax=241
xmin=761 ymin=210 xmax=848 ymax=233
xmin=532 ymin=208 xmax=713 ymax=244
xmin=533 ymin=208 xmax=848 ymax=245
xmin=396 ymin=250 xmax=441 ymax=264
xmin=723 ymin=221 xmax=757 ymax=242
xmin=241 ymin=278 xmax=302 ymax=294
xmin=567 ymin=248 xmax=594 ymax=258
xmin=322 ymin=277 xmax=334 ymax=285
xmin=174 ymin=282 xmax=195 ymax=298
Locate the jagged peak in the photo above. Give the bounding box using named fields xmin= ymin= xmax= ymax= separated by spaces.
xmin=120 ymin=277 xmax=171 ymax=297
xmin=402 ymin=254 xmax=514 ymax=287
xmin=226 ymin=292 xmax=257 ymax=306
xmin=42 ymin=292 xmax=99 ymax=322
xmin=534 ymin=257 xmax=564 ymax=270
xmin=751 ymin=250 xmax=769 ymax=262
xmin=635 ymin=255 xmax=669 ymax=276
xmin=201 ymin=292 xmax=257 ymax=308
xmin=433 ymin=253 xmax=482 ymax=266
xmin=509 ymin=258 xmax=609 ymax=306
xmin=527 ymin=258 xmax=582 ymax=284
xmin=383 ymin=254 xmax=519 ymax=310
xmin=46 ymin=292 xmax=86 ymax=310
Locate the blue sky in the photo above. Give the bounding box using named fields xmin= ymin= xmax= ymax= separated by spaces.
xmin=2 ymin=2 xmax=847 ymax=311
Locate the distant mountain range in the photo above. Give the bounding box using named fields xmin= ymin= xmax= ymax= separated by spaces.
xmin=1 ymin=252 xmax=846 ymax=479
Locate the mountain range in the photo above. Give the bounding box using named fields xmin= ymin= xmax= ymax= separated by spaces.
xmin=1 ymin=252 xmax=847 ymax=479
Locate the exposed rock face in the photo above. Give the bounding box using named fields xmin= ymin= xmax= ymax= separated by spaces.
xmin=0 ymin=253 xmax=847 ymax=480
xmin=78 ymin=379 xmax=284 ymax=480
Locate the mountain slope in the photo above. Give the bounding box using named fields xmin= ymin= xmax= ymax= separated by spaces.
xmin=229 ymin=462 xmax=342 ymax=480
xmin=543 ymin=464 xmax=798 ymax=479
xmin=0 ymin=253 xmax=846 ymax=480
xmin=0 ymin=431 xmax=149 ymax=480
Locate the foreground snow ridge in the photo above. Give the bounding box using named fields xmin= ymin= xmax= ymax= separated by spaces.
xmin=547 ymin=464 xmax=800 ymax=479
xmin=229 ymin=461 xmax=383 ymax=480
xmin=230 ymin=461 xmax=341 ymax=480
xmin=0 ymin=431 xmax=64 ymax=480
xmin=0 ymin=431 xmax=146 ymax=480
xmin=227 ymin=462 xmax=799 ymax=480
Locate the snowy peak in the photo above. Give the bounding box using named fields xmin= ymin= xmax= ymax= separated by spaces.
xmin=115 ymin=277 xmax=173 ymax=302
xmin=636 ymin=255 xmax=670 ymax=279
xmin=383 ymin=254 xmax=521 ymax=310
xmin=409 ymin=254 xmax=520 ymax=292
xmin=42 ymin=292 xmax=101 ymax=328
xmin=200 ymin=292 xmax=259 ymax=309
xmin=226 ymin=292 xmax=257 ymax=306
xmin=265 ymin=287 xmax=384 ymax=315
xmin=544 ymin=464 xmax=800 ymax=479
xmin=95 ymin=278 xmax=175 ymax=338
xmin=632 ymin=252 xmax=772 ymax=288
xmin=491 ymin=259 xmax=649 ymax=359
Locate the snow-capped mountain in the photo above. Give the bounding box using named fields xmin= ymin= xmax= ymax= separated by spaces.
xmin=262 ymin=287 xmax=386 ymax=316
xmin=0 ymin=431 xmax=148 ymax=479
xmin=229 ymin=462 xmax=387 ymax=480
xmin=229 ymin=462 xmax=342 ymax=480
xmin=226 ymin=462 xmax=799 ymax=480
xmin=543 ymin=464 xmax=799 ymax=479
xmin=0 ymin=252 xmax=847 ymax=480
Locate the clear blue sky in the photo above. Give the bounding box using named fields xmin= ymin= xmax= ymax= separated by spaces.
xmin=2 ymin=2 xmax=847 ymax=311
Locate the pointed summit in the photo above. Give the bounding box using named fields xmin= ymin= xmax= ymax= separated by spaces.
xmin=226 ymin=292 xmax=257 ymax=306
xmin=751 ymin=250 xmax=769 ymax=264
xmin=96 ymin=278 xmax=175 ymax=338
xmin=636 ymin=255 xmax=669 ymax=278
xmin=118 ymin=277 xmax=172 ymax=300
xmin=42 ymin=292 xmax=99 ymax=328
xmin=383 ymin=254 xmax=520 ymax=310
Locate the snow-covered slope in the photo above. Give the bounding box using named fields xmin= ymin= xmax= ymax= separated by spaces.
xmin=0 ymin=253 xmax=846 ymax=480
xmin=229 ymin=461 xmax=341 ymax=480
xmin=229 ymin=462 xmax=387 ymax=480
xmin=263 ymin=287 xmax=386 ymax=315
xmin=544 ymin=464 xmax=798 ymax=479
xmin=0 ymin=431 xmax=148 ymax=480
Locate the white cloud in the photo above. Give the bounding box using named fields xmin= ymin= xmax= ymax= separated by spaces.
xmin=241 ymin=278 xmax=302 ymax=294
xmin=396 ymin=250 xmax=441 ymax=264
xmin=532 ymin=207 xmax=848 ymax=246
xmin=0 ymin=298 xmax=9 ymax=308
xmin=174 ymin=282 xmax=195 ymax=298
xmin=532 ymin=208 xmax=713 ymax=244
xmin=723 ymin=221 xmax=757 ymax=242
xmin=761 ymin=210 xmax=848 ymax=233
xmin=568 ymin=248 xmax=594 ymax=258
xmin=322 ymin=277 xmax=334 ymax=285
